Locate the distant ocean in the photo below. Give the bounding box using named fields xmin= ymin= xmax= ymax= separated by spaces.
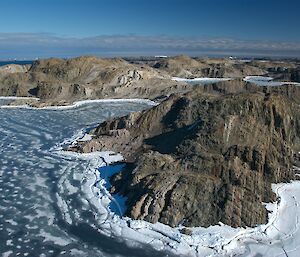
xmin=0 ymin=60 xmax=33 ymax=67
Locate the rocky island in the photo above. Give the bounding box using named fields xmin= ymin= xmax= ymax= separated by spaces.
xmin=1 ymin=55 xmax=300 ymax=230
xmin=75 ymin=82 xmax=300 ymax=228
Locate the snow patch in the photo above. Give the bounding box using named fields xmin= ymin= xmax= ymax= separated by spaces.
xmin=0 ymin=96 xmax=39 ymax=100
xmin=172 ymin=77 xmax=232 ymax=83
xmin=244 ymin=76 xmax=300 ymax=86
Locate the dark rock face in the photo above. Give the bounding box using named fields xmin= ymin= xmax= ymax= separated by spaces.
xmin=81 ymin=89 xmax=300 ymax=228
xmin=267 ymin=67 xmax=300 ymax=82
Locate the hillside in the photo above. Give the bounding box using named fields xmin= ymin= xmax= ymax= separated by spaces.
xmin=74 ymin=81 xmax=300 ymax=228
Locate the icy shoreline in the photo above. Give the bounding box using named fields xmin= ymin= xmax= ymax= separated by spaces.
xmin=0 ymin=97 xmax=158 ymax=109
xmin=54 ymin=129 xmax=300 ymax=257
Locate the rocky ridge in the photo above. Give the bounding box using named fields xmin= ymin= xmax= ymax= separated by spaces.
xmin=76 ymin=81 xmax=300 ymax=228
xmin=151 ymin=55 xmax=266 ymax=78
xmin=2 ymin=55 xmax=299 ymax=107
xmin=0 ymin=56 xmax=187 ymax=106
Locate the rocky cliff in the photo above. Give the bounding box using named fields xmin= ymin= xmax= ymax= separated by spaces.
xmin=77 ymin=86 xmax=300 ymax=228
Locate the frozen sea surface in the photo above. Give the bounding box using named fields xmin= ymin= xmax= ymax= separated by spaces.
xmin=1 ymin=98 xmax=300 ymax=257
xmin=0 ymin=101 xmax=171 ymax=257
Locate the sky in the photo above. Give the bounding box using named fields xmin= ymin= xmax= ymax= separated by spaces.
xmin=0 ymin=0 xmax=300 ymax=59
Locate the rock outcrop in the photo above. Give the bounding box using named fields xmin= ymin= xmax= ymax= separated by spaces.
xmin=78 ymin=87 xmax=300 ymax=228
xmin=152 ymin=55 xmax=266 ymax=78
xmin=0 ymin=64 xmax=29 ymax=74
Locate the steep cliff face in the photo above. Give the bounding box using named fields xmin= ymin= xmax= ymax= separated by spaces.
xmin=270 ymin=67 xmax=300 ymax=82
xmin=80 ymin=90 xmax=300 ymax=228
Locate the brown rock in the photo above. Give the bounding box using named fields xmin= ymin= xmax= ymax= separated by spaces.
xmin=85 ymin=90 xmax=300 ymax=228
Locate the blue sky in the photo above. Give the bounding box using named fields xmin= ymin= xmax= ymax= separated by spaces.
xmin=1 ymin=0 xmax=300 ymax=59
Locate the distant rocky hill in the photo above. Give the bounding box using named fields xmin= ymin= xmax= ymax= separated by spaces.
xmin=0 ymin=56 xmax=188 ymax=106
xmin=1 ymin=55 xmax=299 ymax=107
xmin=151 ymin=55 xmax=265 ymax=78
xmin=75 ymin=81 xmax=300 ymax=228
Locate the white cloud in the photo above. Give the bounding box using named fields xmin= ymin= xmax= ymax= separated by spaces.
xmin=1 ymin=33 xmax=300 ymax=58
